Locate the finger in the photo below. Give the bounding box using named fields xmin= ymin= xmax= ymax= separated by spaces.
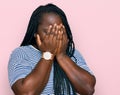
xmin=54 ymin=25 xmax=59 ymax=35
xmin=59 ymin=26 xmax=64 ymax=40
xmin=58 ymin=39 xmax=62 ymax=52
xmin=60 ymin=31 xmax=63 ymax=40
xmin=53 ymin=32 xmax=58 ymax=43
xmin=54 ymin=23 xmax=57 ymax=33
xmin=47 ymin=25 xmax=52 ymax=35
xmin=36 ymin=34 xmax=42 ymax=46
xmin=57 ymin=30 xmax=61 ymax=40
xmin=49 ymin=32 xmax=54 ymax=40
xmin=51 ymin=23 xmax=57 ymax=34
xmin=59 ymin=23 xmax=63 ymax=29
xmin=52 ymin=26 xmax=58 ymax=41
xmin=43 ymin=25 xmax=52 ymax=39
xmin=49 ymin=24 xmax=58 ymax=40
xmin=61 ymin=25 xmax=66 ymax=34
xmin=56 ymin=24 xmax=63 ymax=40
xmin=61 ymin=25 xmax=68 ymax=39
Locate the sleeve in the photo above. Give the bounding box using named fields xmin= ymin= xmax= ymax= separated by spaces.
xmin=8 ymin=48 xmax=32 ymax=87
xmin=71 ymin=49 xmax=93 ymax=75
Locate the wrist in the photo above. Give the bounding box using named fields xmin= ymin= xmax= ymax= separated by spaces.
xmin=42 ymin=51 xmax=54 ymax=61
xmin=56 ymin=53 xmax=67 ymax=60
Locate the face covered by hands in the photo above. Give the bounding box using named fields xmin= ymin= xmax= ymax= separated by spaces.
xmin=35 ymin=23 xmax=69 ymax=58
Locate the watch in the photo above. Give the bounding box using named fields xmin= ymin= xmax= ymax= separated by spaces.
xmin=42 ymin=51 xmax=53 ymax=60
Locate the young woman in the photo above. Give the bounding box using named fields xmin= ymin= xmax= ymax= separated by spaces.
xmin=8 ymin=4 xmax=96 ymax=95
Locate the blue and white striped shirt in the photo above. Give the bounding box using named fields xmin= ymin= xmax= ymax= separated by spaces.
xmin=8 ymin=45 xmax=93 ymax=94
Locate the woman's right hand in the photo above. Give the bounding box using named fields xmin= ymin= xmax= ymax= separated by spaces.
xmin=35 ymin=24 xmax=59 ymax=55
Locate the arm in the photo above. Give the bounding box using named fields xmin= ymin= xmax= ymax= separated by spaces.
xmin=56 ymin=25 xmax=96 ymax=95
xmin=12 ymin=59 xmax=53 ymax=95
xmin=12 ymin=25 xmax=58 ymax=95
xmin=56 ymin=55 xmax=96 ymax=95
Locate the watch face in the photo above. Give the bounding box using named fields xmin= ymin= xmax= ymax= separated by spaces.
xmin=43 ymin=52 xmax=52 ymax=60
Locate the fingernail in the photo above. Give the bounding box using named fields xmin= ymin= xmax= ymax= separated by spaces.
xmin=49 ymin=25 xmax=52 ymax=28
xmin=62 ymin=25 xmax=65 ymax=28
xmin=59 ymin=31 xmax=61 ymax=34
xmin=60 ymin=23 xmax=63 ymax=26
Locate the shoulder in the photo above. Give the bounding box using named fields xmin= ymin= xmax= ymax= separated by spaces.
xmin=74 ymin=49 xmax=83 ymax=57
xmin=9 ymin=45 xmax=41 ymax=62
xmin=71 ymin=49 xmax=86 ymax=65
xmin=8 ymin=45 xmax=36 ymax=71
xmin=72 ymin=49 xmax=94 ymax=74
xmin=10 ymin=46 xmax=30 ymax=59
xmin=73 ymin=49 xmax=85 ymax=59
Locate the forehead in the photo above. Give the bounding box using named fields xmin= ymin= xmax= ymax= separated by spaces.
xmin=39 ymin=13 xmax=63 ymax=26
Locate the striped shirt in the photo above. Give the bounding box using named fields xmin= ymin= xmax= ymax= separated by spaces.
xmin=8 ymin=45 xmax=93 ymax=94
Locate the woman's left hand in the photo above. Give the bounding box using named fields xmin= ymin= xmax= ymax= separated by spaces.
xmin=56 ymin=24 xmax=69 ymax=58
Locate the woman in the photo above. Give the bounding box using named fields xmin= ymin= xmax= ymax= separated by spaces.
xmin=8 ymin=3 xmax=96 ymax=95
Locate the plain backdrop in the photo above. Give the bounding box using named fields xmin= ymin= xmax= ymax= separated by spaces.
xmin=0 ymin=0 xmax=120 ymax=95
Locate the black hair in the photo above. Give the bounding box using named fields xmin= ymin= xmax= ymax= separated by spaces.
xmin=21 ymin=3 xmax=76 ymax=95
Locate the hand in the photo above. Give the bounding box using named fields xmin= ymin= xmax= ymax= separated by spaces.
xmin=35 ymin=24 xmax=59 ymax=55
xmin=56 ymin=24 xmax=69 ymax=58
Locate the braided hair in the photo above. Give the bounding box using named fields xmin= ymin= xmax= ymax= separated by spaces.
xmin=21 ymin=3 xmax=76 ymax=95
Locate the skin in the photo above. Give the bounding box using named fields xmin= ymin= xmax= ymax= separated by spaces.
xmin=12 ymin=13 xmax=96 ymax=95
